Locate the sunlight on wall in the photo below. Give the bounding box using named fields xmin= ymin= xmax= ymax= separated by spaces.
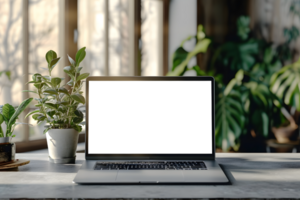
xmin=78 ymin=0 xmax=105 ymax=77
xmin=0 ymin=0 xmax=23 ymax=141
xmin=28 ymin=0 xmax=59 ymax=140
xmin=141 ymin=0 xmax=163 ymax=76
xmin=109 ymin=0 xmax=130 ymax=76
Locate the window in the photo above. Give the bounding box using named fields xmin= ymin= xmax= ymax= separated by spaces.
xmin=28 ymin=0 xmax=60 ymax=140
xmin=78 ymin=0 xmax=167 ymax=77
xmin=0 ymin=0 xmax=23 ymax=141
xmin=0 ymin=0 xmax=169 ymax=151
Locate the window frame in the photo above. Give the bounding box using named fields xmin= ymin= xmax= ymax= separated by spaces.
xmin=15 ymin=0 xmax=170 ymax=152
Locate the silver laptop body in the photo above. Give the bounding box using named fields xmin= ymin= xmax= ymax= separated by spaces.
xmin=73 ymin=76 xmax=229 ymax=184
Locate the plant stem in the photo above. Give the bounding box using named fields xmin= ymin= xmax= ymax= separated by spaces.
xmin=38 ymin=87 xmax=50 ymax=127
xmin=66 ymin=70 xmax=79 ymax=128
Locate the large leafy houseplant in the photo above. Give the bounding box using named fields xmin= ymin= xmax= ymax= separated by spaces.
xmin=0 ymin=98 xmax=33 ymax=139
xmin=25 ymin=47 xmax=89 ymax=133
xmin=168 ymin=16 xmax=293 ymax=151
xmin=270 ymin=57 xmax=300 ymax=142
xmin=212 ymin=16 xmax=297 ymax=151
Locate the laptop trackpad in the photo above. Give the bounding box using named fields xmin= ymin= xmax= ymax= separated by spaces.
xmin=117 ymin=170 xmax=184 ymax=183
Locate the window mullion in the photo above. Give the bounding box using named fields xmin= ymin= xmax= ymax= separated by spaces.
xmin=129 ymin=0 xmax=141 ymax=76
xmin=22 ymin=0 xmax=29 ymax=142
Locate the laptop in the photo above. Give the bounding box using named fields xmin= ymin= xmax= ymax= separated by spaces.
xmin=73 ymin=76 xmax=229 ymax=184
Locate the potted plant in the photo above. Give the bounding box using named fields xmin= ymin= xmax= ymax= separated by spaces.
xmin=0 ymin=98 xmax=33 ymax=163
xmin=0 ymin=98 xmax=33 ymax=143
xmin=25 ymin=47 xmax=89 ymax=164
xmin=270 ymin=57 xmax=300 ymax=143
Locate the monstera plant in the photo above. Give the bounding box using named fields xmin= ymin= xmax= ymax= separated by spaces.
xmin=271 ymin=57 xmax=300 ymax=110
xmin=24 ymin=47 xmax=89 ymax=163
xmin=168 ymin=16 xmax=293 ymax=151
xmin=270 ymin=58 xmax=300 ymax=143
xmin=212 ymin=15 xmax=288 ymax=151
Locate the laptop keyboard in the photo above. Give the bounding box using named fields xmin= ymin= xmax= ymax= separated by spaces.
xmin=94 ymin=161 xmax=207 ymax=170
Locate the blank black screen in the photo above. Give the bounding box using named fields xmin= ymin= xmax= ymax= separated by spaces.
xmin=90 ymin=82 xmax=211 ymax=154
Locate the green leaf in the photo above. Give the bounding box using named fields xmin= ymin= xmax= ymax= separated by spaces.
xmin=5 ymin=71 xmax=11 ymax=80
xmin=191 ymin=66 xmax=206 ymax=76
xmin=26 ymin=81 xmax=38 ymax=84
xmin=215 ymin=90 xmax=244 ymax=151
xmin=237 ymin=16 xmax=250 ymax=40
xmin=57 ymin=106 xmax=67 ymax=113
xmin=71 ymin=94 xmax=85 ymax=104
xmin=34 ymin=82 xmax=47 ymax=90
xmin=270 ymin=61 xmax=300 ymax=111
xmin=72 ymin=110 xmax=83 ymax=124
xmin=45 ymin=50 xmax=57 ymax=64
xmin=64 ymin=66 xmax=75 ymax=80
xmin=43 ymin=88 xmax=58 ymax=95
xmin=37 ymin=115 xmax=46 ymax=122
xmin=47 ymin=111 xmax=56 ymax=118
xmin=0 ymin=125 xmax=3 ymax=137
xmin=224 ymin=79 xmax=237 ymax=96
xmin=51 ymin=77 xmax=62 ymax=88
xmin=67 ymin=79 xmax=74 ymax=86
xmin=32 ymin=114 xmax=41 ymax=120
xmin=23 ymin=90 xmax=37 ymax=94
xmin=171 ymin=47 xmax=189 ymax=72
xmin=251 ymin=110 xmax=269 ymax=138
xmin=14 ymin=122 xmax=33 ymax=127
xmin=7 ymin=98 xmax=33 ymax=134
xmin=77 ymin=67 xmax=83 ymax=73
xmin=58 ymin=101 xmax=69 ymax=106
xmin=261 ymin=112 xmax=269 ymax=137
xmin=42 ymin=76 xmax=51 ymax=81
xmin=263 ymin=47 xmax=273 ymax=63
xmin=32 ymin=73 xmax=42 ymax=82
xmin=58 ymin=88 xmax=69 ymax=96
xmin=193 ymin=38 xmax=211 ymax=54
xmin=0 ymin=114 xmax=4 ymax=124
xmin=43 ymin=127 xmax=51 ymax=134
xmin=44 ymin=103 xmax=58 ymax=110
xmin=72 ymin=124 xmax=82 ymax=132
xmin=25 ymin=109 xmax=40 ymax=119
xmin=68 ymin=54 xmax=76 ymax=67
xmin=167 ymin=38 xmax=211 ymax=76
xmin=49 ymin=57 xmax=61 ymax=72
xmin=235 ymin=69 xmax=244 ymax=82
xmin=76 ymin=73 xmax=90 ymax=82
xmin=75 ymin=47 xmax=86 ymax=66
xmin=2 ymin=104 xmax=15 ymax=122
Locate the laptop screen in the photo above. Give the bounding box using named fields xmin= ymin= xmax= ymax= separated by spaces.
xmin=88 ymin=80 xmax=212 ymax=154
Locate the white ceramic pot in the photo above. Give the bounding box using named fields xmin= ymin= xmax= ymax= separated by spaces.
xmin=46 ymin=129 xmax=79 ymax=164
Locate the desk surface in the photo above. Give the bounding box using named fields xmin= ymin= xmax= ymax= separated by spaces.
xmin=0 ymin=153 xmax=299 ymax=198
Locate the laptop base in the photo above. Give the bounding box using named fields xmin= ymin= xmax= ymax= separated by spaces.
xmin=73 ymin=160 xmax=229 ymax=184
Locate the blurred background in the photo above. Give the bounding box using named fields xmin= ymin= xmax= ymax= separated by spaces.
xmin=1 ymin=0 xmax=300 ymax=153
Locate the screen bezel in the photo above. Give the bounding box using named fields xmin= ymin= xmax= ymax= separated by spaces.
xmin=85 ymin=76 xmax=215 ymax=160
